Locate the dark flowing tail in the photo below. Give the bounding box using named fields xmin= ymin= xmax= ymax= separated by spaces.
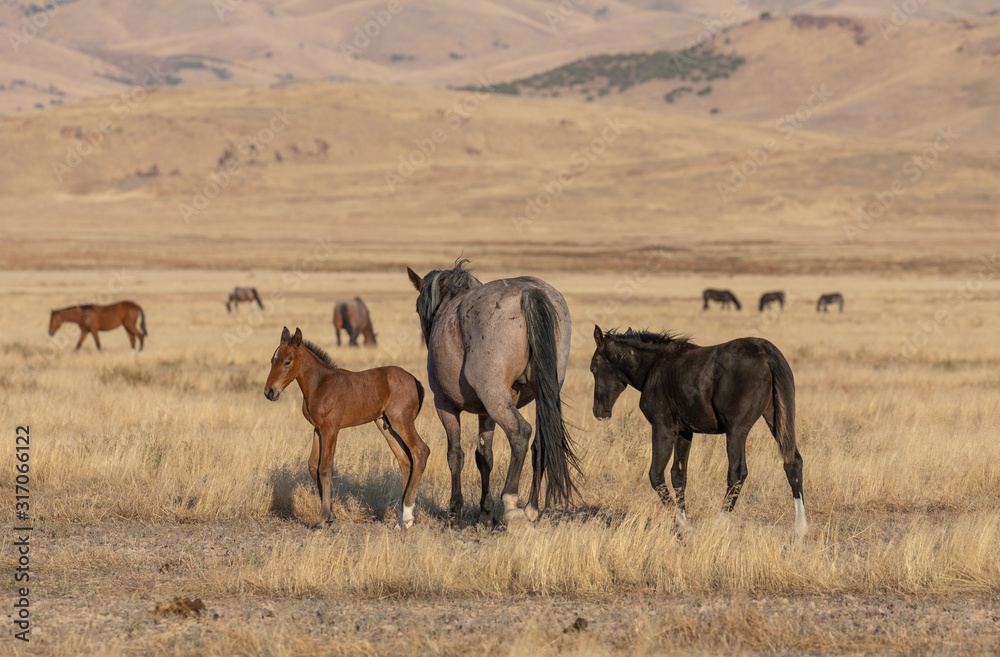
xmin=521 ymin=288 xmax=580 ymax=507
xmin=339 ymin=303 xmax=353 ymax=341
xmin=770 ymin=353 xmax=796 ymax=462
xmin=139 ymin=307 xmax=147 ymax=336
xmin=769 ymin=345 xmax=806 ymax=534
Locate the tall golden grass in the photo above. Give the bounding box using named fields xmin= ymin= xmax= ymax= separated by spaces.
xmin=1 ymin=267 xmax=998 ymax=654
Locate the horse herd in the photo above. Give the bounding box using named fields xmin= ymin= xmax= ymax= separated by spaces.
xmin=48 ymin=262 xmax=812 ymax=537
xmin=703 ymin=289 xmax=845 ymax=313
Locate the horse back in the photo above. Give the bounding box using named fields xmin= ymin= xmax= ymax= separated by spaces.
xmin=426 ymin=277 xmax=570 ymax=413
xmin=646 ymin=338 xmax=784 ymax=433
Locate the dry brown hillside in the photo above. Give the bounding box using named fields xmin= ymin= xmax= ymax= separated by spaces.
xmin=2 ymin=0 xmax=998 ymax=115
xmin=1 ymin=80 xmax=997 ymax=275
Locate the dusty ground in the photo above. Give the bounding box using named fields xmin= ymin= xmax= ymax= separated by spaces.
xmin=9 ymin=521 xmax=1000 ymax=657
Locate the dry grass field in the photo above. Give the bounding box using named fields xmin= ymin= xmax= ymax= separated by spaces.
xmin=1 ymin=263 xmax=999 ymax=655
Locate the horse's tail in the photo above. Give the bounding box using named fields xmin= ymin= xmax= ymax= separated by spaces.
xmin=139 ymin=307 xmax=148 ymax=336
xmin=339 ymin=302 xmax=353 ymax=340
xmin=253 ymin=288 xmax=264 ymax=310
xmin=769 ymin=350 xmax=796 ymax=463
xmin=414 ymin=378 xmax=425 ymax=417
xmin=769 ymin=343 xmax=807 ymax=535
xmin=521 ymin=288 xmax=580 ymax=507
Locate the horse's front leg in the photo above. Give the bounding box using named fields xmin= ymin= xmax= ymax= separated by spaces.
xmin=671 ymin=430 xmax=693 ymax=524
xmin=308 ymin=428 xmax=321 ymax=493
xmin=474 ymin=414 xmax=496 ymax=526
xmin=436 ymin=403 xmax=464 ymax=527
xmin=91 ymin=329 xmax=102 ymax=351
xmin=315 ymin=424 xmax=340 ymax=527
xmin=649 ymin=421 xmax=680 ymax=514
xmin=75 ymin=329 xmax=87 ymax=350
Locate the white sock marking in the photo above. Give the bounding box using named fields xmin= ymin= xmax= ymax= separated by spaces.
xmin=794 ymin=497 xmax=808 ymax=537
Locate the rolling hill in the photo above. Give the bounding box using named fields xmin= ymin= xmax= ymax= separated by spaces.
xmin=2 ymin=0 xmax=998 ymax=116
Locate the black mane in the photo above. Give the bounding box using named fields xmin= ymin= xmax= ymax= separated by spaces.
xmin=302 ymin=340 xmax=337 ymax=369
xmin=604 ymin=328 xmax=690 ymax=347
xmin=416 ymin=258 xmax=482 ymax=336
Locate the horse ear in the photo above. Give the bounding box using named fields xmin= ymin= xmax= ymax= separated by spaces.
xmin=406 ymin=267 xmax=423 ymax=291
xmin=280 ymin=326 xmax=291 ymax=343
xmin=291 ymin=328 xmax=303 ymax=346
xmin=594 ymin=325 xmax=604 ymax=347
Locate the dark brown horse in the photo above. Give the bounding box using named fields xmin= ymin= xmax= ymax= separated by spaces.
xmin=759 ymin=291 xmax=785 ymax=312
xmin=590 ymin=327 xmax=806 ymax=537
xmin=227 ymin=287 xmax=263 ymax=312
xmin=49 ymin=301 xmax=147 ymax=351
xmin=407 ymin=259 xmax=578 ymax=528
xmin=332 ymin=297 xmax=376 ymax=347
xmin=264 ymin=327 xmax=429 ymax=529
xmin=817 ymin=293 xmax=844 ymax=312
xmin=703 ymin=289 xmax=741 ymax=310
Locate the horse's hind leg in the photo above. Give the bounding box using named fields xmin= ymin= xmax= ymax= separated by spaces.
xmin=722 ymin=427 xmax=750 ymax=512
xmin=436 ymin=403 xmax=465 ymax=527
xmin=479 ymin=394 xmax=532 ymax=527
xmin=75 ymin=329 xmax=88 ymax=350
xmin=475 ymin=415 xmax=496 ymax=526
xmin=91 ymin=330 xmax=102 ymax=351
xmin=374 ymin=416 xmax=418 ymax=529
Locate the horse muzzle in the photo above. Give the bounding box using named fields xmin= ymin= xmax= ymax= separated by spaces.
xmin=48 ymin=331 xmax=54 ymax=336
xmin=264 ymin=387 xmax=280 ymax=401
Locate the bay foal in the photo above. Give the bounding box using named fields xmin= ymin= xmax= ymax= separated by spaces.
xmin=264 ymin=327 xmax=429 ymax=529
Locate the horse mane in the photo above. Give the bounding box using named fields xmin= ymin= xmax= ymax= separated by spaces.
xmin=416 ymin=258 xmax=482 ymax=334
xmin=302 ymin=340 xmax=337 ymax=369
xmin=604 ymin=328 xmax=690 ymax=347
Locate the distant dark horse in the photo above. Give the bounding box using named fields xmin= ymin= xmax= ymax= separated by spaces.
xmin=407 ymin=259 xmax=579 ymax=527
xmin=227 ymin=287 xmax=263 ymax=312
xmin=703 ymin=289 xmax=741 ymax=310
xmin=816 ymin=293 xmax=844 ymax=313
xmin=333 ymin=297 xmax=377 ymax=347
xmin=759 ymin=291 xmax=785 ymax=312
xmin=590 ymin=326 xmax=806 ymax=537
xmin=49 ymin=301 xmax=147 ymax=351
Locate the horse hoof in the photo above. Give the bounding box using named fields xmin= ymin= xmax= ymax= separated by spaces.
xmin=501 ymin=509 xmax=528 ymax=531
xmin=524 ymin=505 xmax=539 ymax=522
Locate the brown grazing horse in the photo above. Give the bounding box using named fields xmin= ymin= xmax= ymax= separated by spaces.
xmin=264 ymin=327 xmax=429 ymax=529
xmin=407 ymin=259 xmax=579 ymax=528
xmin=49 ymin=301 xmax=147 ymax=351
xmin=591 ymin=327 xmax=806 ymax=537
xmin=703 ymin=289 xmax=742 ymax=310
xmin=227 ymin=287 xmax=264 ymax=312
xmin=759 ymin=291 xmax=785 ymax=312
xmin=816 ymin=293 xmax=844 ymax=312
xmin=332 ymin=297 xmax=377 ymax=347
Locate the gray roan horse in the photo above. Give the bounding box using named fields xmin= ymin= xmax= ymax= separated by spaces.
xmin=407 ymin=259 xmax=579 ymax=527
xmin=590 ymin=326 xmax=807 ymax=537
